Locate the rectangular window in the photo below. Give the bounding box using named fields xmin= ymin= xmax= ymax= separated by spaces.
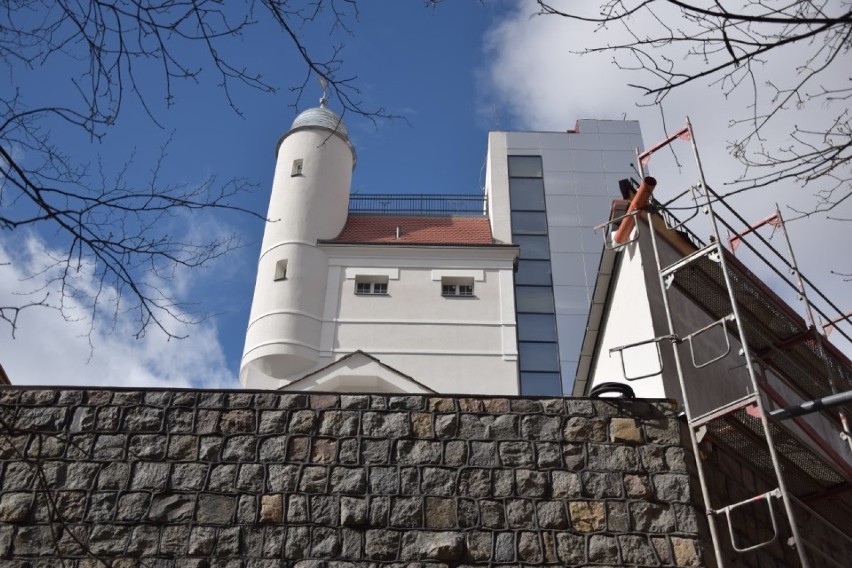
xmin=355 ymin=276 xmax=388 ymax=295
xmin=518 ymin=342 xmax=560 ymax=372
xmin=509 ymin=178 xmax=546 ymax=211
xmin=513 ymin=235 xmax=550 ymax=260
xmin=442 ymin=277 xmax=474 ymax=297
xmin=517 ymin=314 xmax=558 ymax=342
xmin=291 ymin=159 xmax=304 ymax=176
xmin=516 ymin=260 xmax=552 ymax=286
xmin=508 ymin=156 xmax=543 ymax=178
xmin=520 ymin=372 xmax=563 ymax=396
xmin=511 ymin=211 xmax=549 ymax=235
xmin=274 ymin=259 xmax=288 ymax=281
xmin=515 ymin=286 xmax=555 ymax=314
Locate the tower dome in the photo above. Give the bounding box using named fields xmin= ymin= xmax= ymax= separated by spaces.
xmin=279 ymin=98 xmax=356 ymax=163
xmin=291 ymin=105 xmax=349 ymax=138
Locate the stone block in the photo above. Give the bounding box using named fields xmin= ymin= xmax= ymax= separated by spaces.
xmin=259 ymin=436 xmax=289 ymax=462
xmin=425 ymin=497 xmax=456 ymax=528
xmin=630 ymin=502 xmax=675 ymax=533
xmin=311 ymin=438 xmax=337 ymax=463
xmin=536 ymin=441 xmax=562 ymax=468
xmin=401 ymin=531 xmax=463 ymax=561
xmin=289 ymin=410 xmax=318 ymax=434
xmin=365 ymin=529 xmax=400 ymax=560
xmin=607 ymin=500 xmax=629 ymax=532
xmin=434 ymin=414 xmax=458 ymax=438
xmin=88 ymin=524 xmax=131 ymax=555
xmin=260 ymin=494 xmax=283 ymax=524
xmin=610 ymin=417 xmax=643 ymax=443
xmin=390 ymin=496 xmax=422 ymax=527
xmin=563 ymin=416 xmax=607 ymax=442
xmin=167 ymin=434 xmax=198 ymax=460
xmin=492 ymin=468 xmax=514 ymax=497
xmin=653 ymin=473 xmax=691 ymax=502
xmin=148 ymin=493 xmax=195 ymax=522
xmin=196 ymin=494 xmax=236 ymax=524
xmin=537 ymin=500 xmax=568 ymax=529
xmin=222 ymin=435 xmax=257 ymax=461
xmin=258 ymin=410 xmax=287 ymax=433
xmin=341 ymin=395 xmax=369 ymax=409
xmin=319 ymin=411 xmax=359 ymax=436
xmin=208 ymin=464 xmax=237 ymax=491
xmin=287 ymin=494 xmax=308 ymax=523
xmin=569 ymin=501 xmax=605 ymax=532
xmin=556 ymin=532 xmax=584 ymax=564
xmin=672 ymin=536 xmax=702 ymax=566
xmin=127 ymin=525 xmax=160 ymax=556
xmin=340 ymin=496 xmax=367 ymax=526
xmin=521 ymin=415 xmax=561 ymax=440
xmin=16 ymin=407 xmax=68 ymax=431
xmin=172 ymin=463 xmax=208 ymax=491
xmin=494 ymin=532 xmax=515 ymax=562
xmin=644 ymin=417 xmax=681 ymax=445
xmin=330 ymin=466 xmax=366 ymax=494
xmin=93 ymin=434 xmax=126 ymax=459
xmin=588 ymin=534 xmax=618 ymax=564
xmin=285 ymin=526 xmax=310 ymax=559
xmin=483 ymin=398 xmax=510 ymax=413
xmin=122 ymin=406 xmax=163 ymax=431
xmin=421 ymin=467 xmax=455 ymax=495
xmin=411 ymin=412 xmax=433 ymax=437
xmin=369 ymin=496 xmax=389 ymax=526
xmin=310 ymin=495 xmax=339 ymax=525
xmin=130 ymin=461 xmax=169 ymax=490
xmin=360 ymin=439 xmax=388 ymax=463
xmin=0 ymin=492 xmax=32 ymax=522
xmin=498 ymin=441 xmax=534 ymax=467
xmin=310 ymin=527 xmax=340 ymax=558
xmin=116 ymin=492 xmax=150 ymax=521
xmin=299 ymin=466 xmax=328 ymax=493
xmin=160 ymin=525 xmax=190 ymax=556
xmin=506 ymin=499 xmax=535 ymax=528
xmin=552 ymin=470 xmax=581 ymax=498
xmin=127 ymin=434 xmax=167 ymax=460
xmin=469 ymin=441 xmax=497 ymax=466
xmin=457 ymin=468 xmax=491 ymax=497
xmin=219 ymin=410 xmax=255 ymax=433
xmin=516 ymin=469 xmax=548 ymax=497
xmin=587 ymin=443 xmax=639 ymax=471
xmin=188 ymin=526 xmax=217 ymax=556
xmin=582 ymin=471 xmax=623 ymax=498
xmin=396 ymin=439 xmax=441 ymax=465
xmin=479 ymin=500 xmax=505 ymax=528
xmin=429 ymin=397 xmax=456 ymax=412
xmin=362 ymin=412 xmax=411 ymax=437
xmin=237 ymin=494 xmax=257 ymax=523
xmin=517 ymin=531 xmax=542 ymax=563
xmin=444 ymin=440 xmax=467 ymax=466
xmin=619 ymin=534 xmax=657 ymax=565
xmin=310 ymin=394 xmax=339 ymax=409
xmin=368 ymin=466 xmax=398 ymax=494
xmin=465 ymin=530 xmax=492 ymax=561
xmin=286 ymin=436 xmax=309 ymax=461
xmin=198 ymin=435 xmax=223 ymax=461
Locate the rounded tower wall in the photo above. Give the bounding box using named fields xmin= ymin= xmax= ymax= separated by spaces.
xmin=241 ymin=108 xmax=355 ymax=388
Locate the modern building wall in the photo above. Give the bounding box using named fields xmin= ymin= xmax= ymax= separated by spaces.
xmin=486 ymin=121 xmax=645 ymax=395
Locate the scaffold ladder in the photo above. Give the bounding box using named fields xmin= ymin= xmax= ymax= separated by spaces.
xmin=633 ymin=119 xmax=812 ymax=567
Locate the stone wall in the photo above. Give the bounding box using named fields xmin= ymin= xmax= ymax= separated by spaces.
xmin=0 ymin=388 xmax=704 ymax=566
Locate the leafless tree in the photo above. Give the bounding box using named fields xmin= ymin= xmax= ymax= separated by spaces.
xmin=0 ymin=1 xmax=391 ymax=341
xmin=536 ymin=0 xmax=852 ymax=217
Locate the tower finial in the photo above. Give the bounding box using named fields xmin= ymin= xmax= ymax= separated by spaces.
xmin=318 ymin=76 xmax=329 ymax=108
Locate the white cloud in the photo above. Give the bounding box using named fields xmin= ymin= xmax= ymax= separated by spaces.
xmin=482 ymin=1 xmax=851 ymax=348
xmin=0 ymin=233 xmax=239 ymax=389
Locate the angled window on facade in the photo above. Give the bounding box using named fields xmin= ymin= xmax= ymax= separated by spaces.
xmin=508 ymin=155 xmax=543 ymax=178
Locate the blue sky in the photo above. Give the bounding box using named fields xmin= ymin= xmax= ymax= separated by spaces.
xmin=2 ymin=1 xmax=849 ymax=387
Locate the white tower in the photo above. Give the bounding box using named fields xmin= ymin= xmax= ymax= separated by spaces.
xmin=240 ymin=99 xmax=355 ymax=388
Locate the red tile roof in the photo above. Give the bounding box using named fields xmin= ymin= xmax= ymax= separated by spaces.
xmin=324 ymin=215 xmax=494 ymax=245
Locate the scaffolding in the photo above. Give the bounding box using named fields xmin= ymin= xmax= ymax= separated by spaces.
xmin=605 ymin=120 xmax=852 ymax=567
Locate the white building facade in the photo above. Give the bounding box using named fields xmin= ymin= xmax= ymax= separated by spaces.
xmin=241 ymin=102 xmax=654 ymax=395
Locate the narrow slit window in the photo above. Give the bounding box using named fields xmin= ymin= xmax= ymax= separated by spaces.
xmin=274 ymin=260 xmax=288 ymax=281
xmin=291 ymin=159 xmax=304 ymax=176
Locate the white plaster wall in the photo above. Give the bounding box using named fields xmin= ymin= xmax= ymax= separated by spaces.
xmin=485 ymin=133 xmax=513 ymax=244
xmin=310 ymin=245 xmax=521 ymax=395
xmin=588 ymin=239 xmax=666 ymax=398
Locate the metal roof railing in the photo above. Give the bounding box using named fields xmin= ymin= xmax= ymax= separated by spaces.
xmin=348 ymin=194 xmax=487 ymax=217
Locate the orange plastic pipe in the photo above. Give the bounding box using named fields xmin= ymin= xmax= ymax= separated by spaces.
xmin=613 ymin=176 xmax=657 ymax=245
